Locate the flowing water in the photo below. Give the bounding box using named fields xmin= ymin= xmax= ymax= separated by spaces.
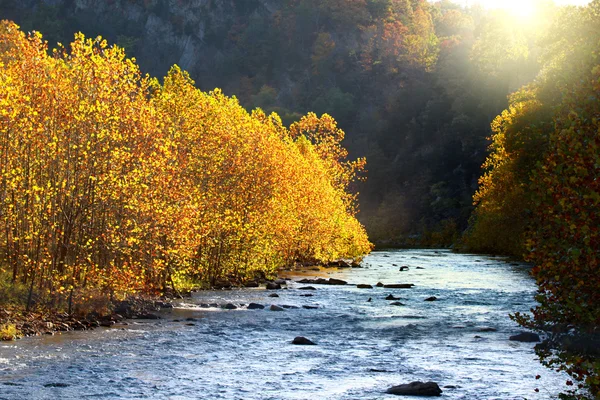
xmin=0 ymin=250 xmax=565 ymax=399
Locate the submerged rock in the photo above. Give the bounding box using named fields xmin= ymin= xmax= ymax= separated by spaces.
xmin=44 ymin=383 xmax=70 ymax=388
xmin=385 ymin=294 xmax=401 ymax=300
xmin=223 ymin=303 xmax=237 ymax=310
xmin=477 ymin=327 xmax=497 ymax=332
xmin=509 ymin=332 xmax=541 ymax=342
xmin=270 ymin=305 xmax=285 ymax=311
xmin=386 ymin=381 xmax=442 ymax=396
xmin=268 ymin=293 xmax=279 ymax=298
xmin=299 ymin=286 xmax=316 ymax=290
xmin=302 ymin=305 xmax=318 ymax=309
xmin=281 ymin=305 xmax=299 ymax=309
xmin=296 ymin=278 xmax=347 ymax=285
xmin=356 ymin=284 xmax=373 ymax=289
xmin=383 ymin=284 xmax=414 ymax=289
xmin=424 ymin=296 xmax=437 ymax=301
xmin=299 ymin=294 xmax=314 ymax=297
xmin=389 ymin=301 xmax=405 ymax=306
xmin=247 ymin=303 xmax=265 ymax=310
xmin=292 ymin=336 xmax=316 ymax=345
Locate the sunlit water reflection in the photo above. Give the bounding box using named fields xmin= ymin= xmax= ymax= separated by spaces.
xmin=0 ymin=250 xmax=565 ymax=399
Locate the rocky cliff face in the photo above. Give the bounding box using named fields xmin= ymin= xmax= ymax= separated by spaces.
xmin=6 ymin=0 xmax=278 ymax=88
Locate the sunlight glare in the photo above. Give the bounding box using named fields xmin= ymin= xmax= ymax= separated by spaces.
xmin=473 ymin=0 xmax=538 ymax=18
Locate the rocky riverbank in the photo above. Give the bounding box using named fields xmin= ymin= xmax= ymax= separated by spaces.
xmin=0 ymin=296 xmax=176 ymax=340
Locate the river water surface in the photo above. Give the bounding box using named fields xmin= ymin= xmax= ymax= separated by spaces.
xmin=0 ymin=250 xmax=565 ymax=399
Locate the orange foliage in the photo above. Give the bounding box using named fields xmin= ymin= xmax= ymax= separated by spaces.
xmin=0 ymin=21 xmax=372 ymax=306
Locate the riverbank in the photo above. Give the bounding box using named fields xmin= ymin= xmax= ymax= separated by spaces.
xmin=0 ymin=258 xmax=365 ymax=341
xmin=0 ymin=296 xmax=178 ymax=340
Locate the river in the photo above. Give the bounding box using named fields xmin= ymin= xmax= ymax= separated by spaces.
xmin=0 ymin=249 xmax=565 ymax=399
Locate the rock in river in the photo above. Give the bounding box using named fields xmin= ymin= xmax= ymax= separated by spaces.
xmin=270 ymin=305 xmax=285 ymax=311
xmin=296 ymin=278 xmax=347 ymax=285
xmin=424 ymin=296 xmax=437 ymax=301
xmin=247 ymin=303 xmax=265 ymax=310
xmin=389 ymin=301 xmax=405 ymax=306
xmin=386 ymin=381 xmax=442 ymax=396
xmin=137 ymin=313 xmax=160 ymax=319
xmin=223 ymin=303 xmax=237 ymax=310
xmin=266 ymin=282 xmax=281 ymax=290
xmin=44 ymin=383 xmax=70 ymax=388
xmin=385 ymin=294 xmax=401 ymax=300
xmin=356 ymin=284 xmax=373 ymax=289
xmin=509 ymin=332 xmax=541 ymax=342
xmin=376 ymin=282 xmax=384 ymax=287
xmin=268 ymin=293 xmax=279 ymax=298
xmin=299 ymin=286 xmax=316 ymax=290
xmin=383 ymin=284 xmax=414 ymax=289
xmin=292 ymin=336 xmax=316 ymax=345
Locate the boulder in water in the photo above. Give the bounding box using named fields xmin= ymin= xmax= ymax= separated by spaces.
xmin=385 ymin=294 xmax=401 ymax=300
xmin=137 ymin=313 xmax=160 ymax=319
xmin=270 ymin=305 xmax=285 ymax=311
xmin=386 ymin=381 xmax=442 ymax=396
xmin=268 ymin=293 xmax=279 ymax=298
xmin=223 ymin=303 xmax=237 ymax=310
xmin=247 ymin=303 xmax=265 ymax=310
xmin=296 ymin=278 xmax=347 ymax=285
xmin=424 ymin=296 xmax=437 ymax=301
xmin=376 ymin=282 xmax=384 ymax=287
xmin=389 ymin=301 xmax=405 ymax=306
xmin=399 ymin=266 xmax=409 ymax=271
xmin=383 ymin=284 xmax=414 ymax=289
xmin=299 ymin=286 xmax=316 ymax=290
xmin=302 ymin=305 xmax=318 ymax=309
xmin=509 ymin=332 xmax=541 ymax=342
xmin=356 ymin=284 xmax=373 ymax=289
xmin=477 ymin=327 xmax=497 ymax=332
xmin=266 ymin=282 xmax=281 ymax=290
xmin=292 ymin=336 xmax=316 ymax=345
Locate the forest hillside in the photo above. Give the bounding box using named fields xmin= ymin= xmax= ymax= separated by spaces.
xmin=1 ymin=0 xmax=545 ymax=246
